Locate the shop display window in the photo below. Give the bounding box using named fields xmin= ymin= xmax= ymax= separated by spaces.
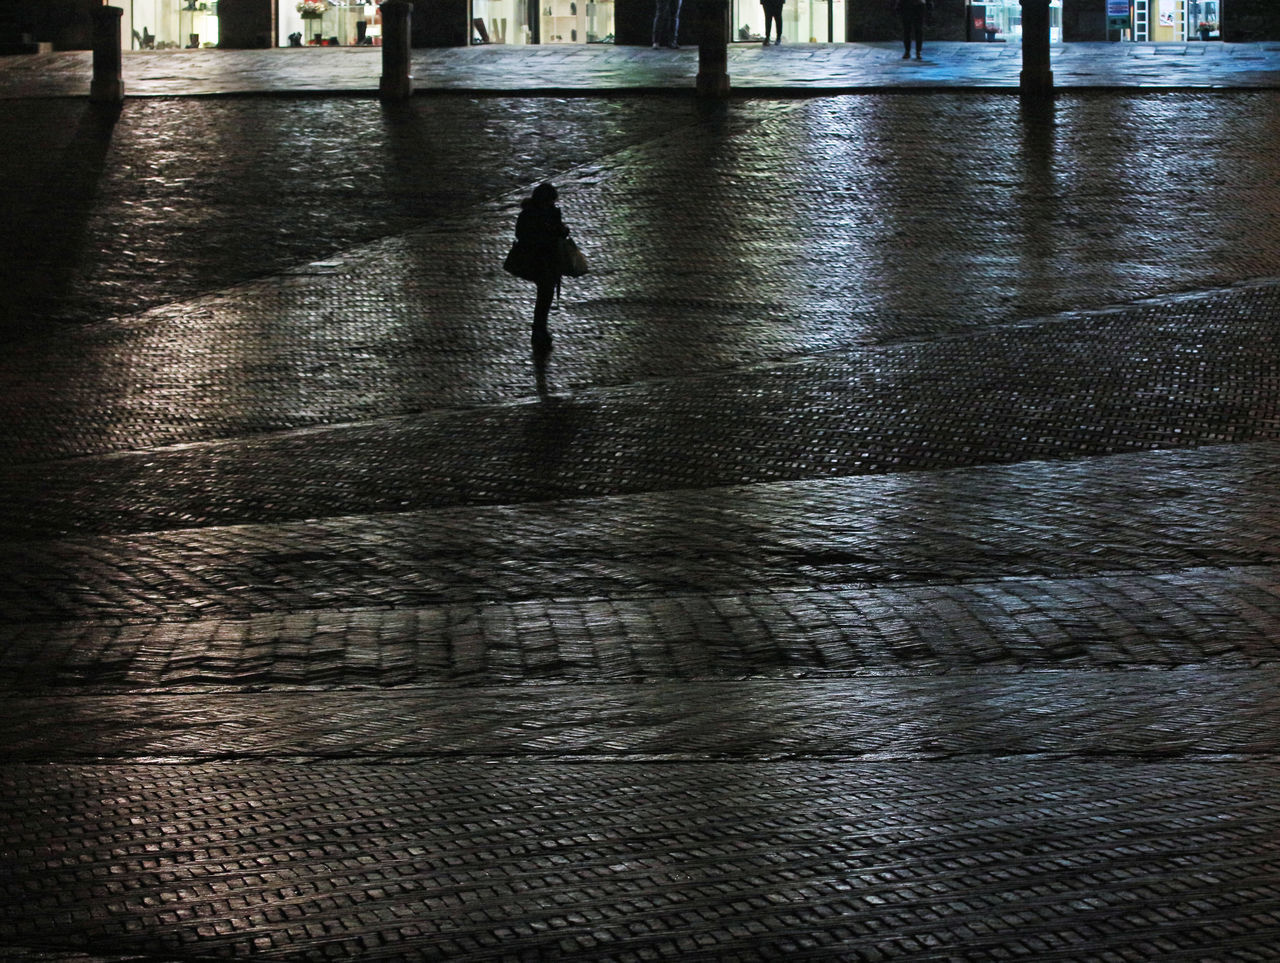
xmin=470 ymin=0 xmax=612 ymax=44
xmin=472 ymin=0 xmax=534 ymax=44
xmin=731 ymin=0 xmax=845 ymax=44
xmin=969 ymin=1 xmax=1061 ymax=42
xmin=539 ymin=0 xmax=614 ymax=43
xmin=1188 ymin=0 xmax=1220 ymax=39
xmin=1131 ymin=0 xmax=1217 ymax=41
xmin=279 ymin=1 xmax=382 ymax=47
xmin=128 ymin=0 xmax=220 ymax=49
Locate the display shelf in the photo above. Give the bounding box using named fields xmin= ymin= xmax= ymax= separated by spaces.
xmin=540 ymin=0 xmax=611 ymax=43
xmin=178 ymin=9 xmax=219 ymax=47
xmin=297 ymin=2 xmax=374 ymax=46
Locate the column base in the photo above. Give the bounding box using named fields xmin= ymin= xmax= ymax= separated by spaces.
xmin=379 ymin=76 xmax=415 ymax=101
xmin=89 ymin=78 xmax=125 ymax=103
xmin=1019 ymin=70 xmax=1054 ymax=96
xmin=696 ymin=72 xmax=730 ymax=97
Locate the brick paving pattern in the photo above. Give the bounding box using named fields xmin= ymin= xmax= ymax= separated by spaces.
xmin=1 ymin=46 xmax=1280 ymax=961
xmin=2 ymin=42 xmax=1280 ymax=98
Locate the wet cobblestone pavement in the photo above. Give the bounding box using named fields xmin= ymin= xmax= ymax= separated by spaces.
xmin=2 ymin=41 xmax=1280 ymax=98
xmin=2 ymin=56 xmax=1280 ymax=961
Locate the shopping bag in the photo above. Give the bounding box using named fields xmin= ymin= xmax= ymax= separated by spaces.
xmin=503 ymin=241 xmax=540 ymax=281
xmin=559 ymin=238 xmax=589 ymax=278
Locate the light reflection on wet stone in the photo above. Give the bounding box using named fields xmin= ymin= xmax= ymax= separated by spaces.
xmin=1 ymin=80 xmax=1280 ymax=963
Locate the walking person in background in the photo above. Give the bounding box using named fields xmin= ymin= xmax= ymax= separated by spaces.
xmin=652 ymin=0 xmax=683 ymax=47
xmin=899 ymin=0 xmax=930 ymax=59
xmin=510 ymin=182 xmax=570 ymax=352
xmin=761 ymin=0 xmax=784 ymax=44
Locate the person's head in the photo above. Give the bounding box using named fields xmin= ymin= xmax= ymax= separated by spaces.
xmin=531 ymin=182 xmax=558 ymax=206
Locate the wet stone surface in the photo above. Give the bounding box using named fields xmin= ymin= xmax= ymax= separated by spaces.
xmin=1 ymin=85 xmax=1280 ymax=960
xmin=3 ymin=42 xmax=1280 ymax=99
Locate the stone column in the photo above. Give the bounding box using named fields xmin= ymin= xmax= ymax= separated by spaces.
xmin=1019 ymin=0 xmax=1053 ymax=97
xmin=695 ymin=0 xmax=729 ymax=97
xmin=380 ymin=0 xmax=414 ymax=100
xmin=89 ymin=4 xmax=124 ymax=103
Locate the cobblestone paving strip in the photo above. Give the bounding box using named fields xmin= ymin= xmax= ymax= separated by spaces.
xmin=4 ymin=95 xmax=1279 ymax=461
xmin=2 ymin=669 xmax=1278 ymax=761
xmin=2 ymin=566 xmax=1278 ymax=690
xmin=2 ymin=760 xmax=1278 ymax=960
xmin=2 ymin=278 xmax=1279 ymax=535
xmin=1 ymin=444 xmax=1277 ymax=623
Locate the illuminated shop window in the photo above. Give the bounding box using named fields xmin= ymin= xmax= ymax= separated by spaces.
xmin=127 ymin=0 xmax=220 ymax=49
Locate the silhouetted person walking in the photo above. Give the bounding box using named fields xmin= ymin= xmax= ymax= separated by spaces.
xmin=761 ymin=0 xmax=784 ymax=44
xmin=652 ymin=0 xmax=682 ymax=47
xmin=899 ymin=0 xmax=929 ymax=59
xmin=512 ymin=183 xmax=570 ymax=351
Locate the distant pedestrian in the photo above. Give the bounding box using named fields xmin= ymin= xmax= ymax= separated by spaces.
xmin=652 ymin=0 xmax=682 ymax=47
xmin=761 ymin=0 xmax=784 ymax=44
xmin=510 ymin=183 xmax=570 ymax=351
xmin=899 ymin=0 xmax=930 ymax=59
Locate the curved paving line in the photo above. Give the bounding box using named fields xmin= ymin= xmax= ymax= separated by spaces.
xmin=0 ymin=443 xmax=1277 ymax=624
xmin=4 ymin=95 xmax=1279 ymax=464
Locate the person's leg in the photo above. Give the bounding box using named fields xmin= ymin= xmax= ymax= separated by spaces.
xmin=901 ymin=11 xmax=912 ymax=56
xmin=772 ymin=10 xmax=782 ymax=42
xmin=533 ymin=280 xmax=555 ymax=344
xmin=913 ymin=8 xmax=924 ymax=57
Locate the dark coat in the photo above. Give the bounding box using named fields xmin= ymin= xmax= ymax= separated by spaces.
xmin=515 ymin=199 xmax=569 ymax=284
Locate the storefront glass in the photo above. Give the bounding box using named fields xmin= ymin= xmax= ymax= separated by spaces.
xmin=472 ymin=0 xmax=532 ymax=43
xmin=1131 ymin=0 xmax=1220 ymax=40
xmin=279 ymin=1 xmax=381 ymax=47
xmin=1188 ymin=1 xmax=1222 ymax=38
xmin=731 ymin=0 xmax=846 ymax=43
xmin=471 ymin=0 xmax=613 ymax=43
xmin=969 ymin=1 xmax=1062 ymax=43
xmin=127 ymin=0 xmax=220 ymax=49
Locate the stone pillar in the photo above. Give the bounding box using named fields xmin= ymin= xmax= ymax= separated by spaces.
xmin=695 ymin=0 xmax=729 ymax=97
xmin=410 ymin=0 xmax=468 ymax=47
xmin=380 ymin=0 xmax=414 ymax=100
xmin=1019 ymin=0 xmax=1053 ymax=96
xmin=216 ymin=0 xmax=274 ymax=48
xmin=90 ymin=4 xmax=124 ymax=103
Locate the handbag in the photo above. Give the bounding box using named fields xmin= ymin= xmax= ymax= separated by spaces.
xmin=503 ymin=241 xmax=540 ymax=282
xmin=559 ymin=237 xmax=589 ymax=278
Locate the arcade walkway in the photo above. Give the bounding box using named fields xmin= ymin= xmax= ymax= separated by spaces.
xmin=1 ymin=38 xmax=1279 ymax=97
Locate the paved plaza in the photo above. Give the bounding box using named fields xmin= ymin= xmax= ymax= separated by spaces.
xmin=2 ymin=40 xmax=1280 ymax=98
xmin=2 ymin=42 xmax=1280 ymax=961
